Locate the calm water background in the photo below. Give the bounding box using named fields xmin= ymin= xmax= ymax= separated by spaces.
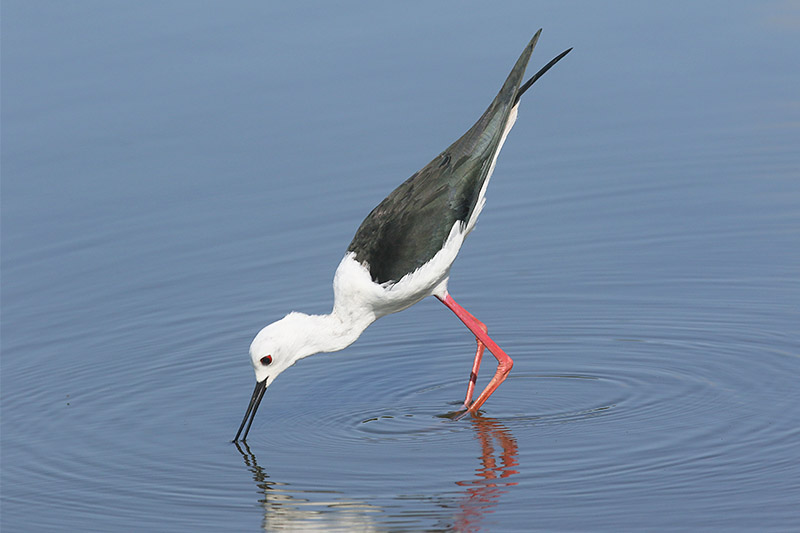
xmin=2 ymin=2 xmax=799 ymax=531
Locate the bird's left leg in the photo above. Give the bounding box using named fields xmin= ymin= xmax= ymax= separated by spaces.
xmin=437 ymin=292 xmax=514 ymax=412
xmin=459 ymin=308 xmax=487 ymax=408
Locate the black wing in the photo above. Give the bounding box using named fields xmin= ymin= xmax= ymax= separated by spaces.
xmin=348 ymin=31 xmax=569 ymax=284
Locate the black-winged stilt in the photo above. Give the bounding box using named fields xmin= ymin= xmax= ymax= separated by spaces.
xmin=235 ymin=30 xmax=571 ymax=441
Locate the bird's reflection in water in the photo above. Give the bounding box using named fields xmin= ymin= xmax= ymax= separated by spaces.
xmin=234 ymin=414 xmax=519 ymax=531
xmin=234 ymin=441 xmax=380 ymax=532
xmin=453 ymin=414 xmax=520 ymax=532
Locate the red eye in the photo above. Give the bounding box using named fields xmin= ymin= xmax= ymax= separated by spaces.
xmin=260 ymin=355 xmax=273 ymax=366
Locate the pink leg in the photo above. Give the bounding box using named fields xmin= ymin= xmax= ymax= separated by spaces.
xmin=459 ymin=309 xmax=487 ymax=408
xmin=437 ymin=293 xmax=514 ymax=412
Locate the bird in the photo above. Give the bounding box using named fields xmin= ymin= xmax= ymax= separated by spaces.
xmin=235 ymin=30 xmax=571 ymax=441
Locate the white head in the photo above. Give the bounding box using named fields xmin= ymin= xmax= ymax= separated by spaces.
xmin=234 ymin=312 xmax=336 ymax=442
xmin=248 ymin=312 xmax=317 ymax=385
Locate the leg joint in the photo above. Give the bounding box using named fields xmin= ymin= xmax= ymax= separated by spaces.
xmin=499 ymin=357 xmax=514 ymax=374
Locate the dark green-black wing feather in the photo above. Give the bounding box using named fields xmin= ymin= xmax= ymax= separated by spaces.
xmin=347 ymin=31 xmax=570 ymax=284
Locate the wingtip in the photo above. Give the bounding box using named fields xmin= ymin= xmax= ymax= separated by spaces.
xmin=513 ymin=44 xmax=573 ymax=104
xmin=529 ymin=28 xmax=543 ymax=51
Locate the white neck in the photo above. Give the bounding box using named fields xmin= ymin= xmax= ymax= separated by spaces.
xmin=283 ymin=307 xmax=375 ymax=360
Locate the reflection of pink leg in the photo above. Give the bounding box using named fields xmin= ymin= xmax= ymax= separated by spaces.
xmin=437 ymin=293 xmax=514 ymax=411
xmin=454 ymin=415 xmax=519 ymax=531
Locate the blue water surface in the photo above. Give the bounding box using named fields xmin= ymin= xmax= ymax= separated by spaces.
xmin=3 ymin=2 xmax=799 ymax=531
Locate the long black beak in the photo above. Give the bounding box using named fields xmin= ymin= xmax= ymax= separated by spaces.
xmin=233 ymin=378 xmax=267 ymax=442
